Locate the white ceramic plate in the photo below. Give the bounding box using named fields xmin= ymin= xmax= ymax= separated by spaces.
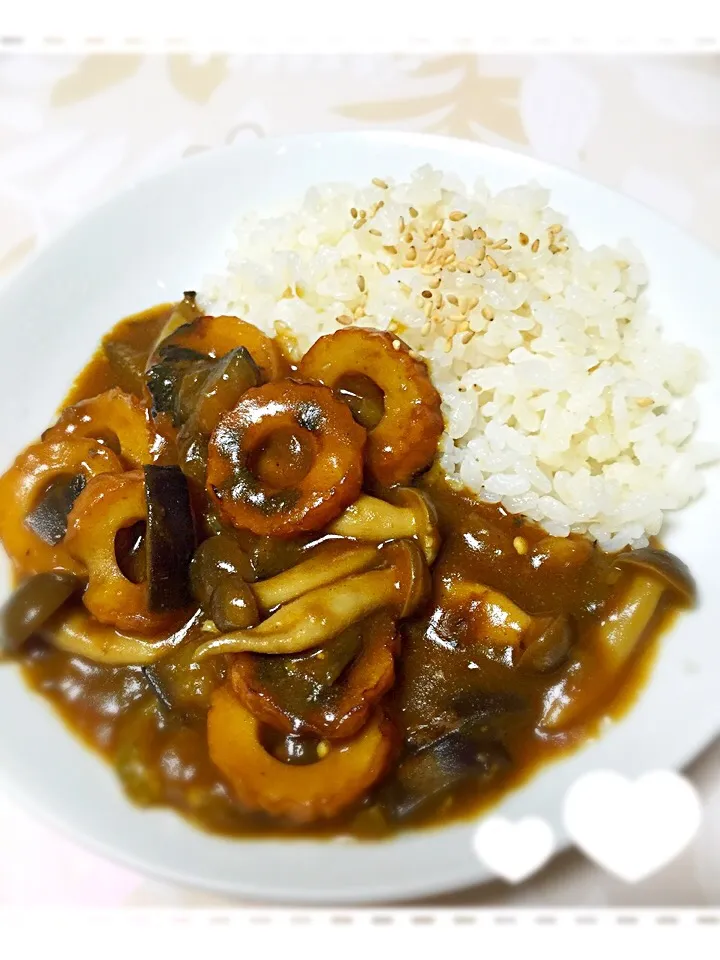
xmin=1 ymin=132 xmax=719 ymax=905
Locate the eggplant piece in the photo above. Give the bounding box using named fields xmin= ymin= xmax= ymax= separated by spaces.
xmin=177 ymin=347 xmax=260 ymax=485
xmin=283 ymin=625 xmax=364 ymax=687
xmin=380 ymin=729 xmax=510 ymax=822
xmin=143 ymin=640 xmax=227 ymax=716
xmin=145 ymin=344 xmax=214 ymax=426
xmin=24 ymin=474 xmax=86 ymax=545
xmin=103 ymin=340 xmax=150 ymax=397
xmin=143 ymin=466 xmax=196 ymax=612
xmin=1 ymin=571 xmax=81 ymax=653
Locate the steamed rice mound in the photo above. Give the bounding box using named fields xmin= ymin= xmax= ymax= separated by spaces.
xmin=201 ymin=165 xmax=718 ymax=552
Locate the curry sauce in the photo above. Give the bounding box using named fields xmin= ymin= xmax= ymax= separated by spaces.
xmin=5 ymin=305 xmax=689 ymax=840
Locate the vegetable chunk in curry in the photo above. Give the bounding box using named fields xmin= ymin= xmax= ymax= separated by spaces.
xmin=0 ymin=297 xmax=696 ymax=838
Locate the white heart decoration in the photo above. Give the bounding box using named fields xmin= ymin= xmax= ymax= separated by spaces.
xmin=472 ymin=815 xmax=555 ymax=884
xmin=564 ymin=769 xmax=702 ymax=883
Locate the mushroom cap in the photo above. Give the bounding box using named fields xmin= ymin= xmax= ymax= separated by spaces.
xmin=614 ymin=547 xmax=696 ymax=605
xmin=389 ymin=487 xmax=441 ymax=565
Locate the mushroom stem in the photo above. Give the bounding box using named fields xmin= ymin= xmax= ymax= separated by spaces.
xmin=44 ymin=607 xmax=203 ymax=665
xmin=539 ymin=573 xmax=667 ymax=731
xmin=327 ymin=490 xmax=440 ymax=563
xmin=251 ymin=542 xmax=380 ymax=612
xmin=194 ymin=567 xmax=400 ymax=658
xmin=597 ymin=574 xmax=665 ymax=671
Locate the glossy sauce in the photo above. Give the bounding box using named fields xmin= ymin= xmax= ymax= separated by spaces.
xmin=17 ymin=306 xmax=675 ymax=840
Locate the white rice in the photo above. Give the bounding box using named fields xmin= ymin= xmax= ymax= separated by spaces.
xmin=200 ymin=165 xmax=719 ymax=552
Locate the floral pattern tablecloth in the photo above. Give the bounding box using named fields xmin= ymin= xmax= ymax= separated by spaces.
xmin=1 ymin=51 xmax=719 ymax=908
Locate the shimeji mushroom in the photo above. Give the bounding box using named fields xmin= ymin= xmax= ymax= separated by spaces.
xmin=327 ymin=488 xmax=441 ymax=563
xmin=39 ymin=606 xmax=204 ymax=665
xmin=251 ymin=540 xmax=381 ymax=612
xmin=193 ymin=539 xmax=429 ymax=659
xmin=539 ymin=547 xmax=696 ymax=731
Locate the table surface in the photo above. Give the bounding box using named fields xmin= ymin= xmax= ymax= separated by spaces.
xmin=1 ymin=51 xmax=719 ymax=909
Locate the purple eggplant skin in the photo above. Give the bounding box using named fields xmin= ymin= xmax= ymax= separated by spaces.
xmin=143 ymin=465 xmax=197 ymax=613
xmin=24 ymin=474 xmax=87 ymax=546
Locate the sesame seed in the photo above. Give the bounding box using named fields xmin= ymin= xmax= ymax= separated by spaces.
xmin=474 ymin=227 xmax=487 ymax=239
xmin=446 ymin=264 xmax=457 ymax=273
xmin=398 ymin=281 xmax=412 ymax=295
xmin=336 ymin=314 xmax=353 ymax=326
xmin=513 ymin=536 xmax=528 ymax=555
xmin=404 ymin=230 xmax=414 ymax=244
xmin=422 ymin=301 xmax=433 ymax=318
xmin=372 ymin=177 xmax=388 ymax=189
xmin=383 ymin=244 xmax=398 ymax=255
xmin=376 ymin=199 xmax=385 ymax=209
xmin=409 ymin=206 xmax=419 ymax=218
xmin=549 ymin=243 xmax=561 ymax=255
xmin=353 ymin=217 xmax=367 ymax=230
xmin=368 ymin=228 xmax=382 ymax=237
xmin=465 ymin=296 xmax=479 ymax=311
xmin=548 ymin=223 xmax=563 ymax=235
xmin=377 ymin=262 xmax=390 ymax=275
xmin=398 ymin=216 xmax=405 ymax=233
xmin=357 ymin=275 xmax=366 ymax=293
xmin=498 ymin=242 xmax=512 ymax=250
xmin=295 ymin=283 xmax=305 ymax=298
xmin=406 ymin=246 xmax=417 ymax=261
xmin=461 ymin=224 xmax=474 ymax=240
xmin=421 ymin=321 xmax=432 ymax=336
xmin=446 ymin=294 xmax=459 ymax=306
xmin=492 ymin=238 xmax=508 ymax=249
xmin=444 ymin=337 xmax=453 ymax=352
xmin=436 ymin=233 xmax=447 ymax=249
xmin=354 ymin=305 xmax=365 ymax=319
xmin=499 ymin=264 xmax=510 ymax=277
xmin=636 ymin=397 xmax=654 ymax=407
xmin=473 ymin=266 xmax=486 ymax=279
xmin=475 ymin=245 xmax=486 ymax=262
xmin=392 ymin=339 xmax=402 ymax=351
xmin=281 ymin=286 xmax=293 ymax=299
xmin=350 ymin=207 xmax=358 ymax=218
xmin=461 ymin=331 xmax=475 ymax=345
xmin=531 ymin=238 xmax=540 ymax=253
xmin=482 ymin=306 xmax=495 ymax=321
xmin=421 ymin=289 xmax=433 ymax=299
xmin=519 ymin=232 xmax=529 ymax=246
xmin=359 ymin=209 xmax=366 ymax=219
xmin=486 ymin=254 xmax=498 ymax=269
xmin=449 ymin=210 xmax=467 ymax=221
xmin=427 ymin=277 xmax=441 ymax=289
xmin=507 ymin=271 xmax=516 ymax=283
